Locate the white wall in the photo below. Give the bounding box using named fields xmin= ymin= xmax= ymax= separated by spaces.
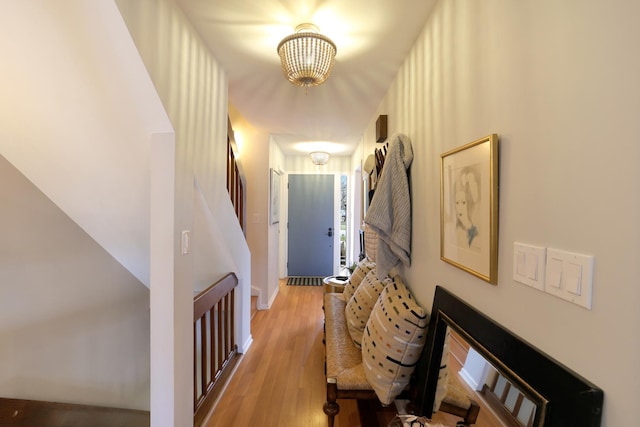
xmin=0 ymin=1 xmax=172 ymax=287
xmin=269 ymin=139 xmax=286 ymax=305
xmin=228 ymin=107 xmax=272 ymax=308
xmin=360 ymin=1 xmax=640 ymax=425
xmin=117 ymin=0 xmax=252 ymax=425
xmin=0 ymin=0 xmax=173 ymax=411
xmin=0 ymin=155 xmax=150 ymax=410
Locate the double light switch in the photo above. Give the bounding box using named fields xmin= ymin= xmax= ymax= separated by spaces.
xmin=513 ymin=243 xmax=594 ymax=310
xmin=544 ymin=248 xmax=594 ymax=309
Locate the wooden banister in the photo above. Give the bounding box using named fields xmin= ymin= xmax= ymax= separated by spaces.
xmin=193 ymin=272 xmax=239 ymax=426
xmin=227 ymin=119 xmax=246 ymax=233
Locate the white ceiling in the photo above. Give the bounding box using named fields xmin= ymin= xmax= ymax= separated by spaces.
xmin=175 ymin=0 xmax=436 ymax=156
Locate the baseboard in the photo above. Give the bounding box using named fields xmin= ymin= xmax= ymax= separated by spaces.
xmin=458 ymin=368 xmax=479 ymax=390
xmin=240 ymin=334 xmax=253 ymax=354
xmin=266 ymin=286 xmax=279 ymax=308
xmin=257 ymin=286 xmax=279 ymax=310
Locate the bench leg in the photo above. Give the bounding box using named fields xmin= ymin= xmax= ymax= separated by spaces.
xmin=323 ymin=379 xmax=340 ymax=427
xmin=464 ymin=399 xmax=480 ymax=425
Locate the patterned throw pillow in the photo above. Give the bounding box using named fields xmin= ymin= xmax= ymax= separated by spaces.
xmin=342 ymin=258 xmax=375 ymax=302
xmin=345 ymin=271 xmax=391 ymax=348
xmin=361 ymin=276 xmax=429 ymax=405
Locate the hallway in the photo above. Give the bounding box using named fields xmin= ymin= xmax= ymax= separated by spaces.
xmin=204 ymin=279 xmax=501 ymax=427
xmin=204 ymin=280 xmax=360 ymax=426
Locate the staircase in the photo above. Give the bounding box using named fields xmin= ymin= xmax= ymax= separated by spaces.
xmin=0 ymin=1 xmax=173 ymax=287
xmin=0 ymin=398 xmax=150 ymax=427
xmin=1 ymin=2 xmax=252 ymax=423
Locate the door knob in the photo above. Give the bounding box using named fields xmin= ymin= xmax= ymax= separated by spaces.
xmin=327 ymin=227 xmax=333 ymax=237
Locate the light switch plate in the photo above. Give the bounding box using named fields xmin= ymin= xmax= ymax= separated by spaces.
xmin=513 ymin=243 xmax=546 ymax=291
xmin=181 ymin=230 xmax=190 ymax=255
xmin=544 ymin=248 xmax=594 ymax=309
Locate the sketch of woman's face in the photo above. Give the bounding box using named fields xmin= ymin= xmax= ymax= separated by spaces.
xmin=455 ymin=190 xmax=468 ymax=222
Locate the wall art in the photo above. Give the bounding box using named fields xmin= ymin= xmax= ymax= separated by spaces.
xmin=441 ymin=134 xmax=499 ymax=284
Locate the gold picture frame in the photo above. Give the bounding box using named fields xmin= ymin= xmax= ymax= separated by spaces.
xmin=440 ymin=134 xmax=499 ymax=284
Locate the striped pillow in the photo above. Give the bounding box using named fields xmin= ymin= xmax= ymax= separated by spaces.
xmin=345 ymin=271 xmax=391 ymax=348
xmin=361 ymin=276 xmax=429 ymax=405
xmin=342 ymin=259 xmax=375 ymax=302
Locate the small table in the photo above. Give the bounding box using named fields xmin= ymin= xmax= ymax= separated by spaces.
xmin=323 ymin=275 xmax=349 ymax=293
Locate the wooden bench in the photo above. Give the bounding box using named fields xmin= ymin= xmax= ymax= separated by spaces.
xmin=322 ymin=292 xmax=479 ymax=427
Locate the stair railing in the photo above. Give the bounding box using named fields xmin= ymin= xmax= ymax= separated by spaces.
xmin=227 ymin=119 xmax=246 ymax=233
xmin=193 ymin=272 xmax=239 ymax=426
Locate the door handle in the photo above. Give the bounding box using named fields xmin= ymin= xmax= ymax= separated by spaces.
xmin=327 ymin=227 xmax=333 ymax=237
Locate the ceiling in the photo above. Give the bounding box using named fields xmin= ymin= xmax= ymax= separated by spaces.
xmin=175 ymin=0 xmax=437 ymax=156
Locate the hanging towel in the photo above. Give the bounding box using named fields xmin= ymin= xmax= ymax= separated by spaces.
xmin=365 ymin=133 xmax=413 ymax=279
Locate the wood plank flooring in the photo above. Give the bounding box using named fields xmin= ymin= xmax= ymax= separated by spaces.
xmin=204 ymin=279 xmax=343 ymax=427
xmin=203 ymin=280 xmax=501 ymax=427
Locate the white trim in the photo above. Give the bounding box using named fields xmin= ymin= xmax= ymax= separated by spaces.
xmin=459 ymin=347 xmax=490 ymax=392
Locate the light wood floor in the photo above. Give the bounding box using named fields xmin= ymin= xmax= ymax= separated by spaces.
xmin=204 ymin=279 xmax=502 ymax=427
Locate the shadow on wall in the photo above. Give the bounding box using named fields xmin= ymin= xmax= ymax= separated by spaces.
xmin=0 ymin=155 xmax=150 ymax=411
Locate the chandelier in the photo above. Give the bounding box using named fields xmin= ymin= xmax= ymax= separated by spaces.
xmin=310 ymin=151 xmax=330 ymax=166
xmin=277 ymin=24 xmax=337 ymax=87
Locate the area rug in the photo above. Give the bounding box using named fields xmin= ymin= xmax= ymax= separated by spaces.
xmin=286 ymin=276 xmax=324 ymax=286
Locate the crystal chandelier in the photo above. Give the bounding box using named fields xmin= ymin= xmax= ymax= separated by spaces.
xmin=277 ymin=24 xmax=337 ymax=88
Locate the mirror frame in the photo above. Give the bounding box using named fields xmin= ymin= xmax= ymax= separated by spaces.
xmin=414 ymin=286 xmax=603 ymax=427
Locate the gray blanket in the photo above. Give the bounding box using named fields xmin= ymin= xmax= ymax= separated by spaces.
xmin=365 ymin=133 xmax=413 ymax=278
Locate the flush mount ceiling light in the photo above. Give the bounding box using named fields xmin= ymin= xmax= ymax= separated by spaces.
xmin=277 ymin=23 xmax=337 ymax=88
xmin=310 ymin=151 xmax=330 ymax=165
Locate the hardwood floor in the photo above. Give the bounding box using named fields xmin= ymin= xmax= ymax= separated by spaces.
xmin=204 ymin=279 xmax=339 ymax=427
xmin=0 ymin=398 xmax=149 ymax=427
xmin=203 ymin=279 xmax=501 ymax=427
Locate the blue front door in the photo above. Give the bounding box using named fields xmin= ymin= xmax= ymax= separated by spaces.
xmin=287 ymin=174 xmax=334 ymax=277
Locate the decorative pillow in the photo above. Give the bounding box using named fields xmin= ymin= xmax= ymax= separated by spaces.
xmin=342 ymin=258 xmax=375 ymax=302
xmin=361 ymin=276 xmax=429 ymax=405
xmin=345 ymin=271 xmax=391 ymax=348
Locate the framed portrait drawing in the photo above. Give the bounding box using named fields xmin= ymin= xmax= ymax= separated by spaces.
xmin=440 ymin=134 xmax=499 ymax=284
xmin=270 ymin=168 xmax=281 ymax=224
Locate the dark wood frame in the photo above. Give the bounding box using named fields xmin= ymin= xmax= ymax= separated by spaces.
xmin=414 ymin=286 xmax=604 ymax=427
xmin=482 ymin=375 xmax=535 ymax=427
xmin=193 ymin=273 xmax=239 ymax=426
xmin=376 ymin=114 xmax=388 ymax=142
